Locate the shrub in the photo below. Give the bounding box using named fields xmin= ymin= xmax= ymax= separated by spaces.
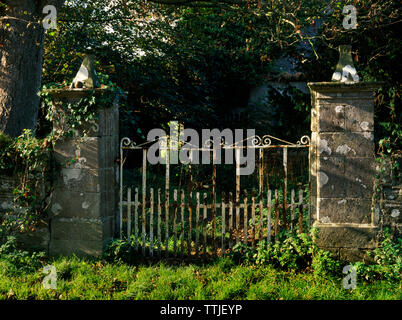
xmin=0 ymin=236 xmax=46 ymax=276
xmin=353 ymin=229 xmax=401 ymax=283
xmin=229 ymin=228 xmax=341 ymax=275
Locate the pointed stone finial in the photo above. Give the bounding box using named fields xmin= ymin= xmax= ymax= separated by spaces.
xmin=331 ymin=45 xmax=359 ymax=82
xmin=71 ymin=55 xmax=100 ymax=89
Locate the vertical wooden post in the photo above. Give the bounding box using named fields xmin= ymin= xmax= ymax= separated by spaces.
xmin=127 ymin=187 xmax=132 ymax=238
xmin=274 ymin=189 xmax=279 ymax=239
xmin=180 ymin=189 xmax=185 ymax=257
xmin=165 ymin=141 xmax=170 ymax=258
xmin=203 ymin=193 xmax=208 ymax=259
xmin=267 ymin=189 xmax=272 ymax=245
xmin=119 ymin=146 xmax=124 ymax=238
xmin=212 ymin=149 xmax=217 ymax=255
xmin=251 ymin=189 xmax=256 ymax=248
xmin=291 ymin=189 xmax=295 ymax=231
xmin=243 ymin=190 xmax=248 ymax=246
xmin=195 ymin=192 xmax=200 ymax=257
xmin=258 ymin=148 xmax=264 ymax=242
xmin=157 ymin=188 xmax=162 ymax=257
xmin=228 ymin=192 xmax=234 ymax=250
xmin=221 ymin=191 xmax=226 ymax=256
xmin=142 ymin=149 xmax=147 ymax=256
xmin=150 ymin=188 xmax=154 ymax=257
xmin=188 ymin=160 xmax=193 ymax=256
xmin=235 ymin=148 xmax=241 ymax=244
xmin=173 ymin=189 xmax=178 ymax=257
xmin=298 ymin=188 xmax=304 ymax=234
xmin=134 ymin=188 xmax=139 ymax=251
xmin=282 ymin=148 xmax=288 ymax=229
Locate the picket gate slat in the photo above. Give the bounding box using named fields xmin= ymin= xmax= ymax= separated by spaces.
xmin=127 ymin=188 xmax=132 ymax=238
xmin=267 ymin=189 xmax=272 ymax=244
xmin=180 ymin=189 xmax=185 ymax=257
xmin=291 ymin=189 xmax=295 ymax=231
xmin=221 ymin=192 xmax=226 ymax=256
xmin=173 ymin=189 xmax=178 ymax=257
xmin=134 ymin=188 xmax=139 ymax=251
xmin=228 ymin=192 xmax=233 ymax=250
xmin=195 ymin=192 xmax=200 ymax=257
xmin=150 ymin=188 xmax=154 ymax=257
xmin=157 ymin=188 xmax=162 ymax=257
xmin=243 ymin=190 xmax=248 ymax=245
xmin=299 ymin=188 xmax=304 ymax=233
xmin=203 ymin=193 xmax=208 ymax=259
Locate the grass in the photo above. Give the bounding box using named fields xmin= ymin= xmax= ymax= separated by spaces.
xmin=0 ymin=256 xmax=400 ymax=300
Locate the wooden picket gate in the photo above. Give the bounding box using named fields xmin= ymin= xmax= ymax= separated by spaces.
xmin=119 ymin=134 xmax=311 ymax=259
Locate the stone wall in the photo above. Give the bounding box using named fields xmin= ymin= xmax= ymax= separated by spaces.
xmin=375 ymin=155 xmax=402 ymax=239
xmin=308 ymin=82 xmax=382 ymax=262
xmin=0 ymin=174 xmax=50 ymax=251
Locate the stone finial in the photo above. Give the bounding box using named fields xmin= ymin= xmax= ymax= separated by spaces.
xmin=71 ymin=55 xmax=101 ymax=89
xmin=331 ymin=45 xmax=359 ymax=82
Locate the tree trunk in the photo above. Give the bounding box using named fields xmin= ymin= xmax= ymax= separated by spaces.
xmin=0 ymin=1 xmax=63 ymax=137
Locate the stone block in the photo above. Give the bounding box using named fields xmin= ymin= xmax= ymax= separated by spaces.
xmin=383 ymin=186 xmax=402 ymax=202
xmin=316 ymin=102 xmax=345 ymax=132
xmin=339 ymin=248 xmax=375 ymax=263
xmin=49 ymin=239 xmax=103 ymax=257
xmin=55 ymin=167 xmax=115 ymax=193
xmin=314 ymin=223 xmax=379 ymax=249
xmin=50 ymin=190 xmax=101 ymax=219
xmin=345 ymin=101 xmax=374 ymax=132
xmin=318 ymin=198 xmax=372 ymax=224
xmin=382 ymin=201 xmax=402 ymax=225
xmin=345 ymin=157 xmax=375 ymax=198
xmin=318 ymin=132 xmax=374 ymax=158
xmin=50 ymin=218 xmax=104 ymax=241
xmin=54 ymin=136 xmax=117 ymax=169
xmin=317 ymin=156 xmax=345 ymax=197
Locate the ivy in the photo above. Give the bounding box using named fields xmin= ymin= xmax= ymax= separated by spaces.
xmin=0 ymin=130 xmax=56 ymax=238
xmin=0 ymin=76 xmax=124 ymax=239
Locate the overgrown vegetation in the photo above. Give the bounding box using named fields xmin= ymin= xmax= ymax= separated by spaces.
xmin=0 ymin=131 xmax=56 ymax=239
xmin=0 ymin=233 xmax=400 ymax=300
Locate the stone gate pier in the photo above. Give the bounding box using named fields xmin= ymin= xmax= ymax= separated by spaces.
xmin=308 ymin=82 xmax=381 ymax=261
xmin=46 ymin=88 xmax=120 ymax=256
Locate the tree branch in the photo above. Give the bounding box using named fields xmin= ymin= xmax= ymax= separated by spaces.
xmin=146 ymin=0 xmax=243 ymax=5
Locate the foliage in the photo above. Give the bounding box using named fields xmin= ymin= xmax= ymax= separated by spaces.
xmin=40 ymin=0 xmax=400 ymax=153
xmin=229 ymin=228 xmax=341 ymax=276
xmin=39 ymin=77 xmax=125 ymax=139
xmin=0 ymin=236 xmax=46 ymax=276
xmin=353 ymin=229 xmax=402 ymax=283
xmin=0 ymin=130 xmax=56 ymax=238
xmin=104 ymin=237 xmax=140 ymax=264
xmin=0 ymin=250 xmax=400 ymax=300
